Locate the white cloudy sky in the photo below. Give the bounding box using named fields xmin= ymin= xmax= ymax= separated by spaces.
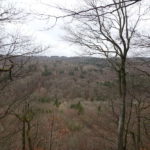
xmin=6 ymin=0 xmax=150 ymax=57
xmin=8 ymin=0 xmax=82 ymax=57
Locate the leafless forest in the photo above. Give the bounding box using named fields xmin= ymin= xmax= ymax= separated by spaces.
xmin=0 ymin=0 xmax=150 ymax=150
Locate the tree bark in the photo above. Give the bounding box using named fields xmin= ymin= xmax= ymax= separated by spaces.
xmin=27 ymin=121 xmax=33 ymax=150
xmin=117 ymin=59 xmax=127 ymax=150
xmin=22 ymin=119 xmax=26 ymax=150
xmin=137 ymin=106 xmax=141 ymax=150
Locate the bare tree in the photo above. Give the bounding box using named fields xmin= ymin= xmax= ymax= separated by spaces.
xmin=36 ymin=0 xmax=142 ymax=26
xmin=0 ymin=0 xmax=50 ymax=120
xmin=56 ymin=0 xmax=149 ymax=150
xmin=0 ymin=1 xmax=51 ymax=150
xmin=0 ymin=0 xmax=49 ymax=81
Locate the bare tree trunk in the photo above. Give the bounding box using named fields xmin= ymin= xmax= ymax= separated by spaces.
xmin=131 ymin=131 xmax=137 ymax=150
xmin=117 ymin=59 xmax=127 ymax=150
xmin=49 ymin=112 xmax=55 ymax=150
xmin=137 ymin=105 xmax=141 ymax=150
xmin=124 ymin=98 xmax=133 ymax=150
xmin=27 ymin=121 xmax=33 ymax=150
xmin=22 ymin=119 xmax=26 ymax=150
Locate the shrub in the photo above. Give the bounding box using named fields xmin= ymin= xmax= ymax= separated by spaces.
xmin=95 ymin=95 xmax=107 ymax=101
xmin=59 ymin=70 xmax=64 ymax=74
xmin=69 ymin=71 xmax=74 ymax=76
xmin=102 ymin=81 xmax=114 ymax=87
xmin=36 ymin=108 xmax=52 ymax=114
xmin=53 ymin=98 xmax=61 ymax=108
xmin=42 ymin=65 xmax=52 ymax=76
xmin=39 ymin=97 xmax=50 ymax=103
xmin=70 ymin=101 xmax=84 ymax=115
xmin=80 ymin=74 xmax=84 ymax=79
xmin=67 ymin=121 xmax=83 ymax=132
xmin=97 ymin=105 xmax=101 ymax=114
xmin=74 ymin=67 xmax=79 ymax=71
xmin=26 ymin=110 xmax=34 ymax=121
xmin=28 ymin=64 xmax=37 ymax=72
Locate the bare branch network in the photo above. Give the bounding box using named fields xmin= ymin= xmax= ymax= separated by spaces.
xmin=36 ymin=0 xmax=142 ymax=26
xmin=0 ymin=1 xmax=50 ymax=81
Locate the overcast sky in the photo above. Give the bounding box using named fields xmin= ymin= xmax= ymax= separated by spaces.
xmin=7 ymin=0 xmax=150 ymax=57
xmin=8 ymin=0 xmax=81 ymax=57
